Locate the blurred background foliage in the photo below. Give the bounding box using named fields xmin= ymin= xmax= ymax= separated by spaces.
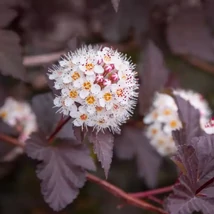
xmin=0 ymin=0 xmax=213 ymax=213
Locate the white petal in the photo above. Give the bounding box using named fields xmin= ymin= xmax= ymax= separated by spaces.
xmin=87 ymin=106 xmax=96 ymax=114
xmin=70 ymin=105 xmax=78 ymax=117
xmin=79 ymin=106 xmax=86 ymax=113
xmin=79 ymin=65 xmax=85 ymax=72
xmin=106 ymin=102 xmax=113 ymax=110
xmin=86 ymin=119 xmax=95 ymax=127
xmin=61 ymin=88 xmax=70 ymax=96
xmin=94 ymin=65 xmax=104 ymax=74
xmin=62 ymin=75 xmax=72 ymax=84
xmin=59 ymin=60 xmax=68 ymax=67
xmin=73 ymin=119 xmax=83 ymax=127
xmin=80 ymin=90 xmax=89 ymax=99
xmin=54 ymin=82 xmax=62 ymax=89
xmin=49 ymin=73 xmax=55 ymax=80
xmin=85 ymin=70 xmax=95 ymax=76
xmin=53 ymin=97 xmax=62 ymax=107
xmin=73 ymin=79 xmax=83 ymax=88
xmin=64 ymin=97 xmax=74 ymax=107
xmin=91 ymin=84 xmax=101 ymax=94
xmin=99 ymin=98 xmax=106 ymax=107
xmin=86 ymin=75 xmax=96 ymax=82
xmin=62 ymin=108 xmax=69 ymax=115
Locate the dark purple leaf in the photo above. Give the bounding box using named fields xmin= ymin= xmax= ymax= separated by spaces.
xmin=25 ymin=132 xmax=96 ymax=211
xmin=114 ymin=126 xmax=162 ymax=188
xmin=167 ymin=180 xmax=214 ymax=214
xmin=138 ymin=40 xmax=169 ymax=115
xmin=167 ymin=6 xmax=214 ymax=63
xmin=166 ymin=135 xmax=214 ymax=214
xmin=88 ymin=130 xmax=114 ymax=178
xmin=31 ymin=93 xmax=75 ymax=139
xmin=111 ymin=0 xmax=120 ymax=12
xmin=0 ymin=8 xmax=17 ymax=28
xmin=0 ymin=30 xmax=26 ymax=81
xmin=172 ymin=94 xmax=203 ymax=146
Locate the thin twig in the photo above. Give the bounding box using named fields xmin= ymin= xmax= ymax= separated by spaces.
xmin=86 ymin=173 xmax=167 ymax=214
xmin=148 ymin=196 xmax=163 ymax=205
xmin=181 ymin=54 xmax=214 ymax=75
xmin=23 ymin=51 xmax=65 ymax=67
xmin=23 ymin=41 xmax=138 ymax=67
xmin=0 ymin=134 xmax=24 ymax=148
xmin=1 ymin=132 xmax=167 ymax=213
xmin=48 ymin=116 xmax=71 ymax=143
xmin=129 ymin=185 xmax=173 ymax=198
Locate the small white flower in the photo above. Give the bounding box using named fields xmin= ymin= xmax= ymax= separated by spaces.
xmin=49 ymin=45 xmax=139 ymax=133
xmin=144 ymin=90 xmax=211 ymax=156
xmin=0 ymin=97 xmax=37 ymax=143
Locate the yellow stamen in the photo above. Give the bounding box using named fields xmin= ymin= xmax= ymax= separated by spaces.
xmin=71 ymin=72 xmax=80 ymax=80
xmin=0 ymin=111 xmax=7 ymax=118
xmin=170 ymin=120 xmax=178 ymax=128
xmin=86 ymin=63 xmax=94 ymax=70
xmin=86 ymin=96 xmax=96 ymax=104
xmin=83 ymin=82 xmax=91 ymax=90
xmin=103 ymin=93 xmax=112 ymax=101
xmin=163 ymin=109 xmax=171 ymax=116
xmin=69 ymin=90 xmax=78 ymax=98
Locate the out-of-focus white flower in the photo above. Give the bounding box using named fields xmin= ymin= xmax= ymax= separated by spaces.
xmin=48 ymin=45 xmax=139 ymax=133
xmin=144 ymin=90 xmax=211 ymax=156
xmin=0 ymin=97 xmax=38 ymax=143
xmin=204 ymin=118 xmax=214 ymax=134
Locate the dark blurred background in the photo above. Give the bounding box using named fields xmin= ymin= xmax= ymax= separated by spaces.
xmin=0 ymin=0 xmax=213 ymax=213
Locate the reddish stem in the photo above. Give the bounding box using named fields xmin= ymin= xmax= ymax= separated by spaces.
xmin=196 ymin=177 xmax=214 ymax=194
xmin=129 ymin=186 xmax=173 ymax=198
xmin=0 ymin=134 xmax=24 ymax=148
xmin=86 ymin=173 xmax=167 ymax=214
xmin=148 ymin=196 xmax=163 ymax=205
xmin=48 ymin=116 xmax=71 ymax=143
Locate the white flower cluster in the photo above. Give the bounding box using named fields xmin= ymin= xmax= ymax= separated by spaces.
xmin=144 ymin=90 xmax=211 ymax=156
xmin=0 ymin=97 xmax=37 ymax=143
xmin=48 ymin=46 xmax=139 ymax=133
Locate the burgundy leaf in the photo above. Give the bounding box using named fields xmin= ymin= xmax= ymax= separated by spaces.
xmin=25 ymin=132 xmax=96 ymax=211
xmin=31 ymin=93 xmax=75 ymax=139
xmin=88 ymin=130 xmax=114 ymax=178
xmin=0 ymin=30 xmax=26 ymax=81
xmin=114 ymin=126 xmax=162 ymax=188
xmin=166 ymin=135 xmax=214 ymax=214
xmin=138 ymin=40 xmax=169 ymax=115
xmin=0 ymin=8 xmax=17 ymax=28
xmin=172 ymin=94 xmax=203 ymax=146
xmin=167 ymin=6 xmax=214 ymax=62
xmin=167 ymin=180 xmax=214 ymax=214
xmin=111 ymin=0 xmax=120 ymax=12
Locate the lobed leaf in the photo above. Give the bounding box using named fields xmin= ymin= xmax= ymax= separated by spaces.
xmin=167 ymin=6 xmax=214 ymax=63
xmin=167 ymin=135 xmax=214 ymax=214
xmin=0 ymin=30 xmax=26 ymax=81
xmin=138 ymin=40 xmax=169 ymax=115
xmin=31 ymin=93 xmax=75 ymax=139
xmin=25 ymin=132 xmax=96 ymax=211
xmin=172 ymin=94 xmax=203 ymax=146
xmin=114 ymin=125 xmax=162 ymax=188
xmin=88 ymin=130 xmax=114 ymax=178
